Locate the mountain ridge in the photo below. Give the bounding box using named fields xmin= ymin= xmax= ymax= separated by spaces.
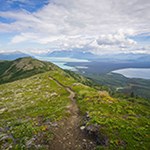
xmin=0 ymin=57 xmax=58 ymax=84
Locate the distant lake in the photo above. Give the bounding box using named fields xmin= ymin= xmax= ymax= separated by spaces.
xmin=52 ymin=62 xmax=77 ymax=71
xmin=112 ymin=68 xmax=150 ymax=79
xmin=35 ymin=56 xmax=89 ymax=71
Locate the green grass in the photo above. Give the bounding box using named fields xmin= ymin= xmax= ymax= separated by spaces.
xmin=0 ymin=72 xmax=70 ymax=149
xmin=72 ymin=84 xmax=150 ymax=150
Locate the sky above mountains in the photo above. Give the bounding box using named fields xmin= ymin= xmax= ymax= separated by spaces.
xmin=0 ymin=0 xmax=150 ymax=54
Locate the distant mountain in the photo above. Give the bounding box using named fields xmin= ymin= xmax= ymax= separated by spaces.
xmin=0 ymin=57 xmax=58 ymax=84
xmin=0 ymin=51 xmax=30 ymax=60
xmin=46 ymin=50 xmax=99 ymax=60
xmin=41 ymin=50 xmax=150 ymax=63
xmin=94 ymin=53 xmax=150 ymax=62
xmin=138 ymin=55 xmax=150 ymax=62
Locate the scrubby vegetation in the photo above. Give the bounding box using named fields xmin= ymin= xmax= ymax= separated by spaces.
xmin=0 ymin=72 xmax=70 ymax=149
xmin=44 ymin=70 xmax=150 ymax=149
xmin=72 ymin=83 xmax=150 ymax=150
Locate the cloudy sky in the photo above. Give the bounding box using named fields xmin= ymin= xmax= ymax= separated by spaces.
xmin=0 ymin=0 xmax=150 ymax=54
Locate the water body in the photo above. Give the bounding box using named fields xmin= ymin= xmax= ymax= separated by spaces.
xmin=112 ymin=68 xmax=150 ymax=79
xmin=53 ymin=62 xmax=77 ymax=71
xmin=35 ymin=56 xmax=89 ymax=71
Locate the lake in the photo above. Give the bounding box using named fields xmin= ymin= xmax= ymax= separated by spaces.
xmin=35 ymin=56 xmax=89 ymax=71
xmin=112 ymin=68 xmax=150 ymax=79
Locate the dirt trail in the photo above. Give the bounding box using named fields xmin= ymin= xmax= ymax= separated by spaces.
xmin=49 ymin=76 xmax=96 ymax=150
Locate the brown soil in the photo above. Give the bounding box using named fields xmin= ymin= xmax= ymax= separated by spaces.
xmin=49 ymin=77 xmax=96 ymax=150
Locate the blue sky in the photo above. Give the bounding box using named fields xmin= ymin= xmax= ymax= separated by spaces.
xmin=0 ymin=0 xmax=150 ymax=54
xmin=0 ymin=0 xmax=49 ymax=12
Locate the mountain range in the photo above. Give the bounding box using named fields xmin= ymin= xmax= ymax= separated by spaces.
xmin=0 ymin=51 xmax=30 ymax=60
xmin=1 ymin=50 xmax=150 ymax=63
xmin=46 ymin=50 xmax=99 ymax=60
xmin=40 ymin=50 xmax=150 ymax=63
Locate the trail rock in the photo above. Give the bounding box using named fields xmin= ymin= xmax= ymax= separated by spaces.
xmin=85 ymin=124 xmax=109 ymax=146
xmin=80 ymin=126 xmax=85 ymax=130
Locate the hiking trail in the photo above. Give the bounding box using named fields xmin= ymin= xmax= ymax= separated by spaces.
xmin=49 ymin=76 xmax=96 ymax=150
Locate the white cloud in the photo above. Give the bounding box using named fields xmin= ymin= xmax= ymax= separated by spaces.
xmin=97 ymin=31 xmax=136 ymax=46
xmin=0 ymin=0 xmax=150 ymax=54
xmin=11 ymin=32 xmax=37 ymax=43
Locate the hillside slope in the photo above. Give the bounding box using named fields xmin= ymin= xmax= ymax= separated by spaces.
xmin=0 ymin=57 xmax=58 ymax=84
xmin=85 ymin=73 xmax=150 ymax=99
xmin=0 ymin=58 xmax=150 ymax=150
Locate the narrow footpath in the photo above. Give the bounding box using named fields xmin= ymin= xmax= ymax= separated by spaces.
xmin=49 ymin=76 xmax=96 ymax=150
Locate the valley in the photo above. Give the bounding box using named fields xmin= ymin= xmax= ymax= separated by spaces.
xmin=84 ymin=73 xmax=150 ymax=99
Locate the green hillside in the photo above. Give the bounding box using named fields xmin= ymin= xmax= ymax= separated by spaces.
xmin=85 ymin=73 xmax=150 ymax=99
xmin=0 ymin=57 xmax=58 ymax=84
xmin=0 ymin=58 xmax=150 ymax=149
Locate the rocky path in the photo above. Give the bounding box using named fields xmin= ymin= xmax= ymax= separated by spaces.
xmin=49 ymin=76 xmax=96 ymax=150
